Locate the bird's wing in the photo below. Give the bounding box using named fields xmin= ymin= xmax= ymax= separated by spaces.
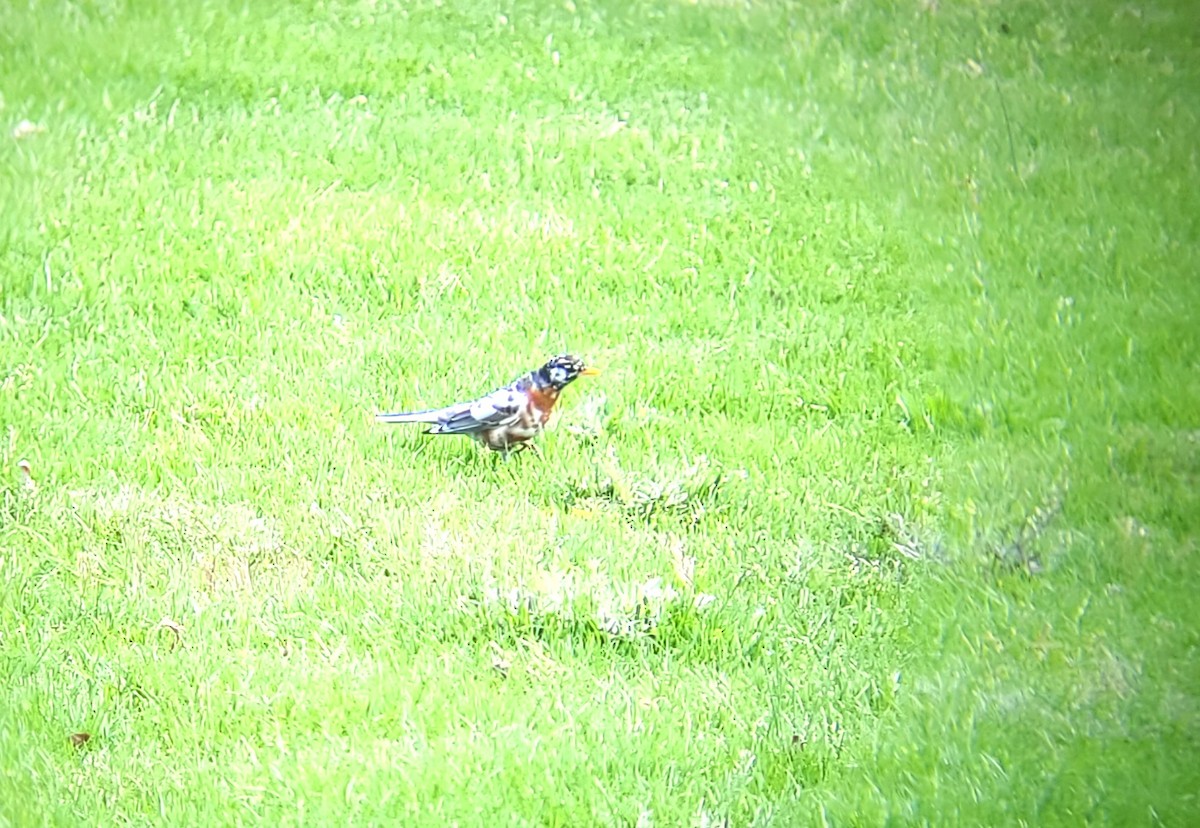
xmin=428 ymin=387 xmax=523 ymax=435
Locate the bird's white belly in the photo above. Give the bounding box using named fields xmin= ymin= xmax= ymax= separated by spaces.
xmin=479 ymin=406 xmax=546 ymax=450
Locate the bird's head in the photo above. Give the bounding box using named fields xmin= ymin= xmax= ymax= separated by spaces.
xmin=536 ymin=354 xmax=600 ymax=390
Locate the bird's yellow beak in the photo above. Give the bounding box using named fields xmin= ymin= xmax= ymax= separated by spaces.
xmin=580 ymin=366 xmax=601 ymax=377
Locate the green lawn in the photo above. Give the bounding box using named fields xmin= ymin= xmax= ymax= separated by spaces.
xmin=2 ymin=0 xmax=1197 ymax=824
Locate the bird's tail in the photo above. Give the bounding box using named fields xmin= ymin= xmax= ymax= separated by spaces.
xmin=375 ymin=407 xmax=445 ymax=424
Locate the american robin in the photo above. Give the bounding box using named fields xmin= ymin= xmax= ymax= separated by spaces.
xmin=376 ymin=354 xmax=600 ymax=452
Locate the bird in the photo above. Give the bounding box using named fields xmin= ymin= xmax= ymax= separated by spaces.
xmin=375 ymin=354 xmax=601 ymax=453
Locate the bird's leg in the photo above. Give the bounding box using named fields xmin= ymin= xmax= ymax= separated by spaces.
xmin=490 ymin=438 xmax=539 ymax=461
xmin=508 ymin=441 xmax=542 ymax=460
xmin=494 ymin=449 xmax=518 ymax=478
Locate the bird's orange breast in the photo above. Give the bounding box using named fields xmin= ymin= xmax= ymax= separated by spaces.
xmin=527 ymin=386 xmax=560 ymax=425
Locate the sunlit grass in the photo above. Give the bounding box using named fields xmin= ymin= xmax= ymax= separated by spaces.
xmin=2 ymin=0 xmax=1197 ymax=824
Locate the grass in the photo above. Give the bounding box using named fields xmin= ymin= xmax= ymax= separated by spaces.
xmin=1 ymin=0 xmax=1197 ymax=824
